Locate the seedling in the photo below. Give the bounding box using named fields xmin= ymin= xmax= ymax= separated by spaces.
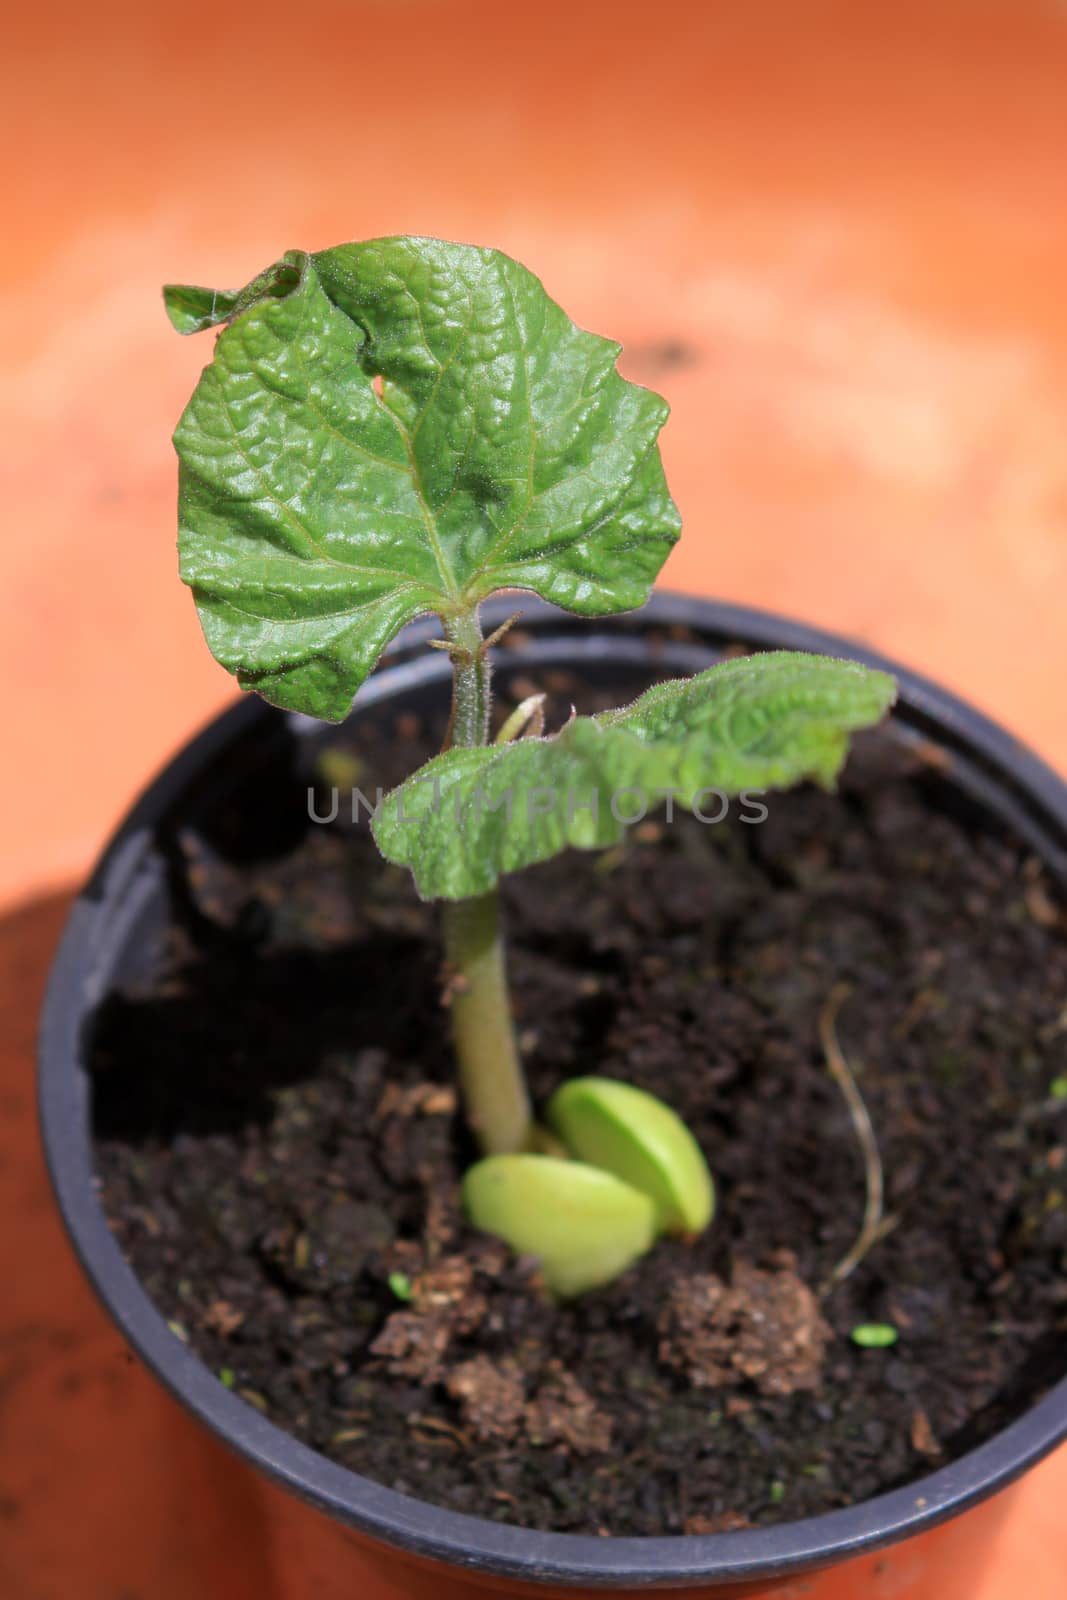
xmin=166 ymin=236 xmax=896 ymax=1296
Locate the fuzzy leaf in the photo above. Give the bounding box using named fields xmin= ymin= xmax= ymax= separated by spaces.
xmin=547 ymin=1077 xmax=714 ymax=1235
xmin=462 ymin=1155 xmax=657 ymax=1298
xmin=163 ymin=283 xmax=242 ymax=336
xmin=169 ymin=237 xmax=679 ymax=719
xmin=164 ymin=253 xmax=306 ymax=335
xmin=373 ymin=651 xmax=897 ymax=898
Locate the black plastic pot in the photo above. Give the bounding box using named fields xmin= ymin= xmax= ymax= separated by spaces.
xmin=38 ymin=593 xmax=1067 ymax=1599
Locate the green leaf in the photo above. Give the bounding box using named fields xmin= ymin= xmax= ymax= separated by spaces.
xmin=169 ymin=237 xmax=679 ymax=720
xmin=462 ymin=1154 xmax=657 ymax=1298
xmin=547 ymin=1077 xmax=714 ymax=1235
xmin=373 ymin=651 xmax=897 ymax=898
xmin=163 ymin=283 xmax=242 ymax=335
xmin=163 ymin=252 xmax=306 ymax=335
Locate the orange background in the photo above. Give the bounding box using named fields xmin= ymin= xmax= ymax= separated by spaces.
xmin=2 ymin=1 xmax=1066 ymax=1594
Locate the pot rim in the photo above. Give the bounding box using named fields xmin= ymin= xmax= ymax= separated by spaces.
xmin=38 ymin=590 xmax=1067 ymax=1589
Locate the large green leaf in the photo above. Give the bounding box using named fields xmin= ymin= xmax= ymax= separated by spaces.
xmin=168 ymin=238 xmax=680 ymax=719
xmin=372 ymin=651 xmax=897 ymax=898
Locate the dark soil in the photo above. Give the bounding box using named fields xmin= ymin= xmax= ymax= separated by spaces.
xmin=91 ymin=662 xmax=1067 ymax=1535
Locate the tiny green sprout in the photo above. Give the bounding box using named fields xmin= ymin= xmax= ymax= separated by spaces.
xmin=462 ymin=1156 xmax=657 ymax=1298
xmin=1050 ymin=1076 xmax=1067 ymax=1101
xmin=218 ymin=1367 xmax=236 ymax=1389
xmin=387 ymin=1270 xmax=413 ymax=1302
xmin=166 ymin=236 xmax=897 ymax=1298
xmin=850 ymin=1323 xmax=899 ymax=1349
xmin=547 ymin=1076 xmax=714 ymax=1234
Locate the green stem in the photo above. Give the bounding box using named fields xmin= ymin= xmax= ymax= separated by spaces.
xmin=442 ymin=607 xmax=491 ymax=750
xmin=442 ymin=891 xmax=532 ymax=1154
xmin=439 ymin=604 xmax=531 ymax=1154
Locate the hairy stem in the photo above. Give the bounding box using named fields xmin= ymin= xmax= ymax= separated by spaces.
xmin=439 ymin=604 xmax=531 ymax=1154
xmin=442 ymin=607 xmax=492 ymax=750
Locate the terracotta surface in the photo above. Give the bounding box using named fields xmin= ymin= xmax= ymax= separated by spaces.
xmin=3 ymin=0 xmax=1067 ymax=1593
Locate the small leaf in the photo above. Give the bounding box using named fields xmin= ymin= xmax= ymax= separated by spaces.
xmin=462 ymin=1154 xmax=657 ymax=1298
xmin=387 ymin=1270 xmax=413 ymax=1302
xmin=169 ymin=237 xmax=678 ymax=720
xmin=547 ymin=1077 xmax=714 ymax=1235
xmin=163 ymin=283 xmax=243 ymax=335
xmin=374 ymin=651 xmax=897 ymax=898
xmin=850 ymin=1323 xmax=899 ymax=1348
xmin=163 ymin=253 xmax=306 ymax=335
